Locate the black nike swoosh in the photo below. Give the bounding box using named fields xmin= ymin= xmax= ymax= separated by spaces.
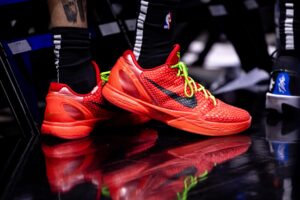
xmin=145 ymin=78 xmax=197 ymax=108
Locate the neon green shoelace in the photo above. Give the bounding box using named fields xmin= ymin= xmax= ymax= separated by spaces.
xmin=171 ymin=62 xmax=217 ymax=106
xmin=177 ymin=170 xmax=209 ymax=200
xmin=100 ymin=71 xmax=110 ymax=83
xmin=101 ymin=186 xmax=110 ymax=197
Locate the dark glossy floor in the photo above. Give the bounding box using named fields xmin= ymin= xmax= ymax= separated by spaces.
xmin=1 ymin=88 xmax=300 ymax=200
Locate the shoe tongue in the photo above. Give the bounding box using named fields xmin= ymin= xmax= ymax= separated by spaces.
xmin=165 ymin=44 xmax=181 ymax=66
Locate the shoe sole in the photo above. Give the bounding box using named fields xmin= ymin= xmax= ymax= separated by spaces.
xmin=41 ymin=119 xmax=104 ymax=139
xmin=103 ymin=84 xmax=251 ymax=136
xmin=266 ymin=92 xmax=300 ymax=113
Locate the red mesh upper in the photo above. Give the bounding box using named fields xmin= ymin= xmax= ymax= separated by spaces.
xmin=140 ymin=63 xmax=250 ymax=123
xmin=140 ymin=65 xmax=215 ymax=115
xmin=204 ymin=101 xmax=250 ymax=123
xmin=82 ymin=85 xmax=106 ymax=116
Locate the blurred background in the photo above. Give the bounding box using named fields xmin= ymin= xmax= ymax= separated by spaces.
xmin=3 ymin=1 xmax=300 ymax=200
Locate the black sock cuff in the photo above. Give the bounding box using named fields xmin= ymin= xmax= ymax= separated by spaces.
xmin=146 ymin=0 xmax=180 ymax=5
xmin=138 ymin=0 xmax=179 ymax=29
xmin=51 ymin=27 xmax=96 ymax=93
xmin=52 ymin=27 xmax=91 ymax=66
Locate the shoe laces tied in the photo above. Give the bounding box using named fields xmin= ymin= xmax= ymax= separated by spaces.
xmin=171 ymin=62 xmax=217 ymax=106
xmin=100 ymin=71 xmax=110 ymax=84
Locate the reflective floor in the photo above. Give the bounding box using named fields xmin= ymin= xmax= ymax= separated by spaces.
xmin=1 ymin=89 xmax=300 ymax=200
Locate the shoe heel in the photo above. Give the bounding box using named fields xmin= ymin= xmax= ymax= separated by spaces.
xmin=266 ymin=92 xmax=300 ymax=113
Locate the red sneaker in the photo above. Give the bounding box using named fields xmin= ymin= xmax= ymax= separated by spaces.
xmin=102 ymin=44 xmax=252 ymax=136
xmin=41 ymin=61 xmax=148 ymax=139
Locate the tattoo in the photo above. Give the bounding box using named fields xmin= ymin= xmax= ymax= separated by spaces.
xmin=61 ymin=0 xmax=86 ymax=23
xmin=77 ymin=0 xmax=86 ymax=21
xmin=61 ymin=0 xmax=77 ymax=23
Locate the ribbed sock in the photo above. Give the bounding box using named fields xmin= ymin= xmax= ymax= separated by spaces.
xmin=52 ymin=27 xmax=96 ymax=94
xmin=134 ymin=0 xmax=180 ymax=68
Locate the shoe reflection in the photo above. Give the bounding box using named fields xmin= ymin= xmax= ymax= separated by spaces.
xmin=265 ymin=117 xmax=300 ymax=200
xmin=42 ymin=137 xmax=103 ymax=198
xmin=42 ymin=130 xmax=251 ymax=200
xmin=265 ymin=117 xmax=300 ymax=145
xmin=103 ymin=135 xmax=251 ymax=200
xmin=42 ymin=128 xmax=158 ymax=200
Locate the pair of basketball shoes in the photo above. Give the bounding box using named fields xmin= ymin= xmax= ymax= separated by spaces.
xmin=41 ymin=45 xmax=251 ymax=139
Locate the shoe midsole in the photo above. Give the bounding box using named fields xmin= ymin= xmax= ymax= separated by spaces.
xmin=266 ymin=92 xmax=300 ymax=112
xmin=103 ymin=84 xmax=251 ymax=135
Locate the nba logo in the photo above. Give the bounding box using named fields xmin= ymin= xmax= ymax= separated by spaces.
xmin=164 ymin=12 xmax=172 ymax=29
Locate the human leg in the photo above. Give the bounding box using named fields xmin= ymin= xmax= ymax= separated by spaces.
xmin=102 ymin=0 xmax=252 ymax=136
xmin=266 ymin=0 xmax=300 ymax=113
xmin=133 ymin=0 xmax=180 ymax=68
xmin=41 ymin=0 xmax=110 ymax=138
xmin=48 ymin=0 xmax=95 ymax=94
